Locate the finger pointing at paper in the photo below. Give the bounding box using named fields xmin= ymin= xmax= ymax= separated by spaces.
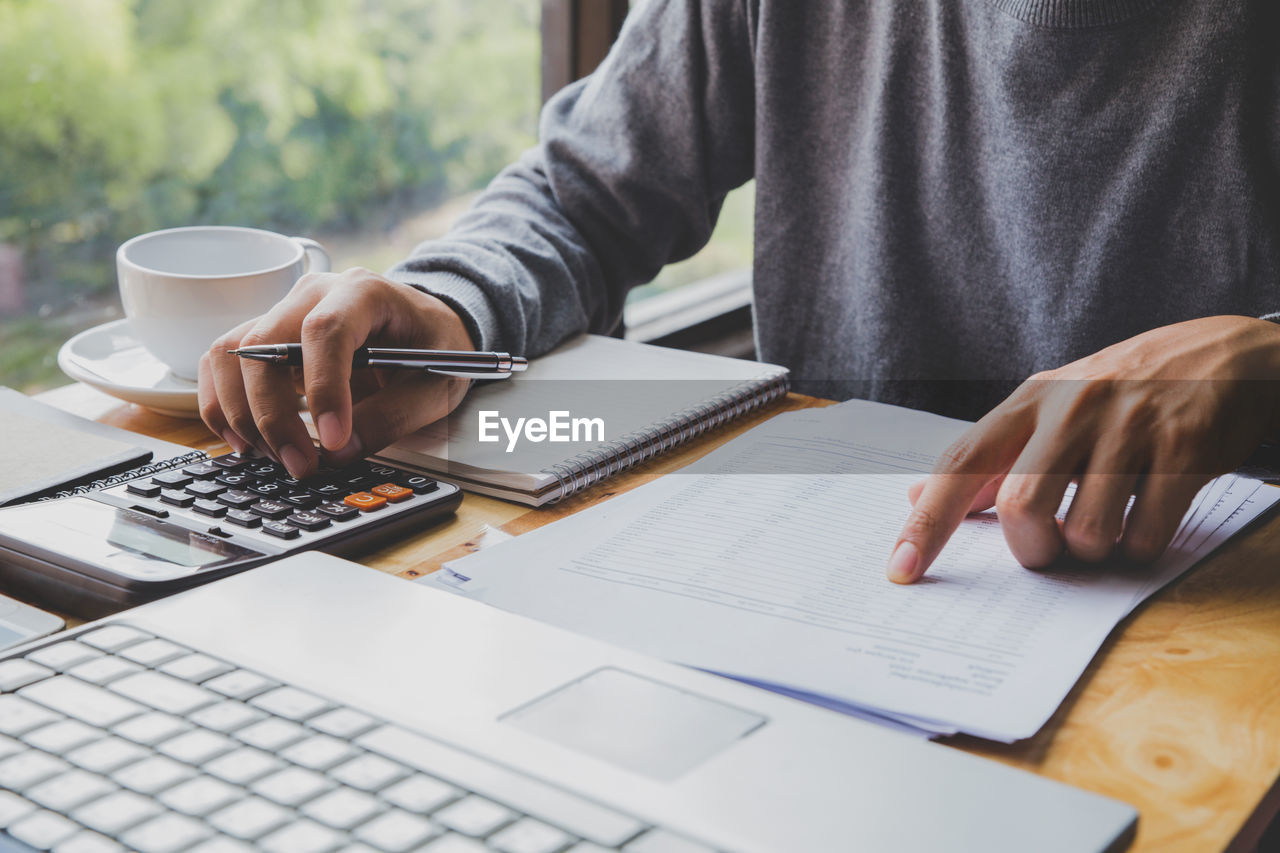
xmin=886 ymin=316 xmax=1280 ymax=584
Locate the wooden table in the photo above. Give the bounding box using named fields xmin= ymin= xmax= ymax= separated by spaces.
xmin=29 ymin=381 xmax=1280 ymax=853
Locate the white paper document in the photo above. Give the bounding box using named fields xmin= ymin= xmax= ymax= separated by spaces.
xmin=421 ymin=401 xmax=1279 ymax=742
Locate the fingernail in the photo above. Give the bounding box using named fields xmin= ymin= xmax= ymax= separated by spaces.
xmin=316 ymin=412 xmax=344 ymax=451
xmin=325 ymin=433 xmax=364 ymax=468
xmin=887 ymin=540 xmax=920 ymax=584
xmin=279 ymin=444 xmax=309 ymax=479
xmin=221 ymin=430 xmax=247 ymax=454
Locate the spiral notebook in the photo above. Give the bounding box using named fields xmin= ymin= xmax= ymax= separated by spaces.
xmin=0 ymin=386 xmax=207 ymax=505
xmin=372 ymin=335 xmax=790 ymax=505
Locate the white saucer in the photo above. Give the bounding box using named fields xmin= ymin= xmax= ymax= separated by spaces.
xmin=58 ymin=319 xmax=201 ymax=418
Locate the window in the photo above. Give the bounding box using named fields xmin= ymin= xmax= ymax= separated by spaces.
xmin=0 ymin=0 xmax=752 ymax=394
xmin=0 ymin=0 xmax=539 ymax=392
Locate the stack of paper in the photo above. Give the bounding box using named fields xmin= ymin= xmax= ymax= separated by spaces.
xmin=420 ymin=401 xmax=1278 ymax=742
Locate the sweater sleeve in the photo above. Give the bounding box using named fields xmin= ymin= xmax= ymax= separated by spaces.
xmin=385 ymin=0 xmax=757 ymax=356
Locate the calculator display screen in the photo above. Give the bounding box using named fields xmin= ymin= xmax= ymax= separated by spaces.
xmin=0 ymin=498 xmax=262 ymax=583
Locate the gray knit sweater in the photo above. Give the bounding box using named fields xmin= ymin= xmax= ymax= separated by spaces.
xmin=390 ymin=0 xmax=1280 ymax=420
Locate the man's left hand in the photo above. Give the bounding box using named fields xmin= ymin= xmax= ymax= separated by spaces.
xmin=886 ymin=315 xmax=1280 ymax=583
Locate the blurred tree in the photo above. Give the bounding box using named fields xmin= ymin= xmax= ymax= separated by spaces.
xmin=0 ymin=0 xmax=538 ymax=309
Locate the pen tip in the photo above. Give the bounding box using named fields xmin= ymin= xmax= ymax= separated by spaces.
xmin=226 ymin=349 xmax=240 ymax=355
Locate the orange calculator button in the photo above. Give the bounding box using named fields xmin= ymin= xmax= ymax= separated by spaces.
xmin=343 ymin=492 xmax=387 ymax=511
xmin=370 ymin=483 xmax=412 ymax=503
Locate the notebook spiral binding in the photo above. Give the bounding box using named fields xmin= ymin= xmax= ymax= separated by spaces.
xmin=543 ymin=373 xmax=791 ymax=503
xmin=41 ymin=450 xmax=212 ymax=501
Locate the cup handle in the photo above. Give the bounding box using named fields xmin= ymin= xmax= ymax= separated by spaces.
xmin=291 ymin=237 xmax=331 ymax=273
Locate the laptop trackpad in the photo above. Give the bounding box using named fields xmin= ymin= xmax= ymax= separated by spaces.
xmin=502 ymin=667 xmax=766 ymax=782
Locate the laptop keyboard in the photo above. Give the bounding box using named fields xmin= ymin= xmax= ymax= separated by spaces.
xmin=0 ymin=625 xmax=717 ymax=853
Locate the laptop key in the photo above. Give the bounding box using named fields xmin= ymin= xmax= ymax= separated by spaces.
xmin=25 ymin=642 xmax=101 ymax=671
xmin=0 ymin=790 xmax=35 ymax=828
xmin=379 ymin=774 xmax=461 ymax=813
xmin=68 ymin=655 xmax=143 ymax=685
xmin=25 ymin=768 xmax=117 ymax=812
xmin=203 ymin=746 xmax=283 ymax=786
xmin=205 ymin=670 xmax=277 ymax=701
xmin=421 ymin=834 xmax=488 ymax=853
xmin=258 ymin=819 xmax=344 ymax=853
xmin=21 ymin=718 xmax=100 ymax=753
xmin=158 ymin=729 xmax=237 ymax=765
xmin=70 ymin=789 xmax=163 ymax=835
xmin=433 ymin=795 xmax=516 ymax=838
xmin=207 ymin=796 xmax=292 ymax=840
xmin=279 ymin=734 xmax=356 ymax=770
xmin=108 ymin=670 xmax=217 ymax=715
xmin=0 ymin=751 xmax=69 ymax=789
xmin=55 ymin=831 xmax=126 ymax=853
xmin=352 ymin=809 xmax=440 ymax=851
xmin=121 ymin=812 xmax=213 ymax=853
xmin=299 ymin=787 xmax=382 ymax=829
xmin=329 ymin=752 xmax=408 ymax=792
xmin=112 ymin=711 xmax=192 ymax=746
xmin=119 ymin=638 xmax=189 ymax=667
xmin=0 ymin=659 xmax=54 ymax=691
xmin=79 ymin=625 xmax=152 ymax=652
xmin=487 ymin=817 xmax=573 ymax=853
xmin=65 ymin=736 xmax=148 ymax=774
xmin=21 ymin=676 xmax=145 ymax=727
xmin=189 ymin=700 xmax=265 ymax=734
xmin=250 ymin=766 xmax=333 ymax=807
xmin=112 ymin=755 xmax=195 ymax=794
xmin=158 ymin=776 xmax=241 ymax=817
xmin=308 ymin=707 xmax=376 ymax=739
xmin=7 ymin=809 xmax=80 ymax=850
xmin=235 ymin=717 xmax=308 ymax=751
xmin=250 ymin=686 xmax=330 ymax=721
xmin=160 ymin=654 xmax=234 ymax=683
xmin=0 ymin=695 xmax=61 ymax=736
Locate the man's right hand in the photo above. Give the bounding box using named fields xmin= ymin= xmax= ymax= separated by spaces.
xmin=198 ymin=267 xmax=476 ymax=479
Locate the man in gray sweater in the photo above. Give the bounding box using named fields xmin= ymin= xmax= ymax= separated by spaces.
xmin=199 ymin=0 xmax=1280 ymax=584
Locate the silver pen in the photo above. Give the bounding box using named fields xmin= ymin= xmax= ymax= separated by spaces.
xmin=228 ymin=344 xmax=528 ymax=378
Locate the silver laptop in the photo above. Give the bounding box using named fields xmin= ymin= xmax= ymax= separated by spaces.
xmin=0 ymin=553 xmax=1137 ymax=853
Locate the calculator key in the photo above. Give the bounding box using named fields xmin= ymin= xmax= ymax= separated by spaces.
xmin=187 ymin=480 xmax=227 ymax=498
xmin=307 ymin=482 xmax=345 ymax=498
xmin=317 ymin=502 xmax=360 ymax=522
xmin=160 ymin=489 xmax=195 ymax=508
xmin=250 ymin=482 xmax=286 ymax=498
xmin=250 ymin=499 xmax=292 ymax=519
xmin=126 ymin=481 xmax=162 ymax=499
xmin=211 ymin=453 xmax=254 ymax=470
xmin=262 ymin=521 xmax=301 ymax=540
xmin=193 ymin=499 xmax=229 ymax=518
xmin=217 ymin=489 xmax=258 ymax=509
xmin=281 ymin=491 xmax=320 ymax=509
xmin=182 ymin=462 xmax=222 ymax=479
xmin=275 ymin=475 xmax=304 ymax=489
xmin=339 ymin=473 xmax=374 ymax=489
xmin=215 ymin=472 xmax=257 ymax=488
xmin=344 ymin=492 xmax=387 ymax=511
xmin=396 ymin=474 xmax=439 ymax=494
xmin=225 ymin=509 xmax=263 ymax=528
xmin=245 ymin=462 xmax=284 ymax=479
xmin=153 ymin=471 xmax=194 ymax=489
xmin=371 ymin=483 xmax=413 ymax=503
xmin=368 ymin=464 xmax=399 ymax=478
xmin=286 ymin=511 xmax=331 ymax=532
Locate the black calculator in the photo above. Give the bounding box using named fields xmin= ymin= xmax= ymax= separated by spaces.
xmin=0 ymin=451 xmax=461 ymax=617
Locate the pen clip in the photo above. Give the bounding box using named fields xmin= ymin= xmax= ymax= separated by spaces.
xmin=425 ymin=367 xmax=515 ymax=380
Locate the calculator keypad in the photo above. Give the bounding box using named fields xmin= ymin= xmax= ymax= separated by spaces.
xmin=109 ymin=453 xmax=447 ymax=547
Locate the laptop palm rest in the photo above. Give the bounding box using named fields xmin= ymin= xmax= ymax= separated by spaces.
xmin=502 ymin=667 xmax=767 ymax=781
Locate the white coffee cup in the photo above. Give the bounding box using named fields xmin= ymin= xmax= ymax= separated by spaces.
xmin=117 ymin=226 xmax=330 ymax=381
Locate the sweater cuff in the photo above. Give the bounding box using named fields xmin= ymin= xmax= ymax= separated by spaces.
xmin=1261 ymin=312 xmax=1280 ymax=325
xmin=390 ymin=271 xmax=501 ymax=353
